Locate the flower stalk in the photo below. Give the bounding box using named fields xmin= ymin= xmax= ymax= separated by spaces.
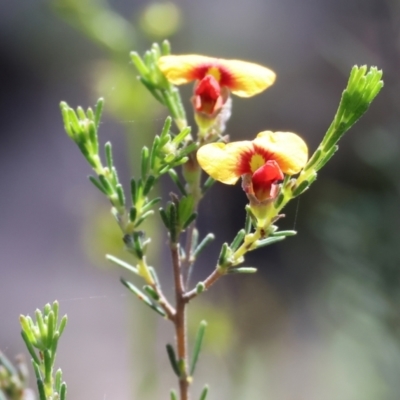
xmin=59 ymin=40 xmax=383 ymax=400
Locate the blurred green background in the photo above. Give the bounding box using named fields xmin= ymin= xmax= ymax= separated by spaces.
xmin=1 ymin=0 xmax=400 ymax=399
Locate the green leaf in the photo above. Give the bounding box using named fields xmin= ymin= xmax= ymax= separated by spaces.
xmin=98 ymin=175 xmax=114 ymax=196
xmin=172 ymin=126 xmax=192 ymax=145
xmin=76 ymin=106 xmax=86 ymax=120
xmin=134 ymin=210 xmax=155 ymax=227
xmin=183 ymin=212 xmax=197 ymax=230
xmin=271 ymin=230 xmax=297 ymax=237
xmin=160 ymin=116 xmax=172 ymax=139
xmin=168 ymin=169 xmax=187 ymax=195
xmin=159 ymin=207 xmax=170 ymax=229
xmin=316 ymin=145 xmax=338 ymax=171
xmin=244 ymin=208 xmax=253 ymax=234
xmin=47 ymin=311 xmax=54 ymax=347
xmin=130 ymin=52 xmax=150 ymax=76
xmin=52 ymin=301 xmax=59 ymax=329
xmin=129 ymin=206 xmax=137 ymax=223
xmin=116 ymin=184 xmax=125 ymax=207
xmin=143 ymin=175 xmax=156 ymax=196
xmin=141 ymin=146 xmax=150 ymax=180
xmin=178 ymin=195 xmax=195 ymax=227
xmin=143 ymin=285 xmax=160 ymax=301
xmin=35 ymin=309 xmax=46 ymax=339
xmin=138 ymin=77 xmax=164 ymax=103
xmin=55 ymin=369 xmax=62 ymax=393
xmin=21 ymin=330 xmax=40 ymax=364
xmin=199 ymin=385 xmax=209 ymax=400
xmin=230 ymin=229 xmax=245 ymax=251
xmin=202 ymin=176 xmax=215 ymax=194
xmin=192 ymin=233 xmax=215 ymax=259
xmin=32 ymin=362 xmax=46 ymax=400
xmin=255 ymin=236 xmax=286 ymax=248
xmin=58 ymin=316 xmax=68 ymax=337
xmin=43 ymin=350 xmax=52 ymax=386
xmin=88 ymin=121 xmax=98 ymax=154
xmin=292 ymin=180 xmax=310 ymax=197
xmin=227 ymin=267 xmax=258 ymax=274
xmin=88 ymin=175 xmax=108 ymax=196
xmin=190 ymin=320 xmax=207 ymax=375
xmin=170 ymin=390 xmax=178 ymax=400
xmin=161 ymin=39 xmax=171 ymax=55
xmin=106 ymin=254 xmax=139 ymax=275
xmin=120 ymin=278 xmax=166 ymax=317
xmin=218 ymin=243 xmax=229 ymax=266
xmin=166 ymin=344 xmax=181 ymax=377
xmin=141 ymin=197 xmax=162 ymax=213
xmin=94 ymin=97 xmax=104 ymax=129
xmin=60 ymin=382 xmax=67 ymax=400
xmin=104 ymin=142 xmax=113 ymax=170
xmin=132 ymin=232 xmax=144 ymax=259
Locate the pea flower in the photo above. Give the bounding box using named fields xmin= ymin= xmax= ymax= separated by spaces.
xmin=158 ymin=55 xmax=276 ymax=130
xmin=197 ymin=131 xmax=308 ymax=203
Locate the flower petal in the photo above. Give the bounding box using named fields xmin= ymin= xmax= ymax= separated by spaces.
xmin=217 ymin=59 xmax=276 ymax=97
xmin=158 ymin=55 xmax=276 ymax=97
xmin=252 ymin=160 xmax=284 ymax=201
xmin=197 ymin=141 xmax=254 ymax=184
xmin=253 ymin=131 xmax=308 ymax=174
xmin=158 ymin=55 xmax=215 ymax=85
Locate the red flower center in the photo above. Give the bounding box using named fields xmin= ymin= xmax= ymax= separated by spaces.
xmin=193 ymin=75 xmax=223 ymax=115
xmin=251 ymin=160 xmax=283 ymax=201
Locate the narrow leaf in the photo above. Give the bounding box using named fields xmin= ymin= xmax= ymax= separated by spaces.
xmin=120 ymin=278 xmax=166 ymax=317
xmin=88 ymin=176 xmax=107 ymax=195
xmin=230 ymin=229 xmax=245 ymax=251
xmin=190 ymin=320 xmax=207 ymax=375
xmin=106 ymin=254 xmax=139 ymax=275
xmin=271 ymin=230 xmax=297 ymax=237
xmin=168 ymin=169 xmax=187 ymax=195
xmin=227 ymin=267 xmax=258 ymax=274
xmin=60 ymin=382 xmax=67 ymax=400
xmin=256 ymin=236 xmax=286 ymax=248
xmin=58 ymin=316 xmax=68 ymax=337
xmin=141 ymin=146 xmax=150 ymax=180
xmin=94 ymin=97 xmax=104 ymax=129
xmin=183 ymin=212 xmax=197 ymax=230
xmin=218 ymin=243 xmax=229 ymax=266
xmin=104 ymin=142 xmax=113 ymax=170
xmin=199 ymin=385 xmax=209 ymax=400
xmin=166 ymin=344 xmax=181 ymax=377
xmin=192 ymin=233 xmax=215 ymax=259
xmin=143 ymin=285 xmax=160 ymax=301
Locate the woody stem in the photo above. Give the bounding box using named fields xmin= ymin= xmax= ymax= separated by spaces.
xmin=171 ymin=242 xmax=190 ymax=400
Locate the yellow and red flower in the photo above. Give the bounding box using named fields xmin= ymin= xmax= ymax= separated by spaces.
xmin=197 ymin=131 xmax=308 ymax=202
xmin=158 ymin=55 xmax=276 ymax=121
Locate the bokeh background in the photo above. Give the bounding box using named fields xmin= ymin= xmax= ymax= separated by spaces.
xmin=1 ymin=0 xmax=400 ymax=399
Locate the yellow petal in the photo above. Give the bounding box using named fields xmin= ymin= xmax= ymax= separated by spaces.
xmin=217 ymin=59 xmax=276 ymax=97
xmin=253 ymin=131 xmax=308 ymax=175
xmin=158 ymin=54 xmax=214 ymax=85
xmin=197 ymin=141 xmax=254 ymax=184
xmin=158 ymin=55 xmax=276 ymax=97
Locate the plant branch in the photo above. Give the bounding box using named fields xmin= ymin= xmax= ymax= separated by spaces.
xmin=170 ymin=242 xmax=190 ymax=400
xmin=184 ymin=269 xmax=223 ymax=302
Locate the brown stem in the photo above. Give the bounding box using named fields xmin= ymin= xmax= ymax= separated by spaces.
xmin=184 ymin=269 xmax=223 ymax=302
xmin=151 ymin=283 xmax=176 ymax=320
xmin=171 ymin=242 xmax=190 ymax=400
